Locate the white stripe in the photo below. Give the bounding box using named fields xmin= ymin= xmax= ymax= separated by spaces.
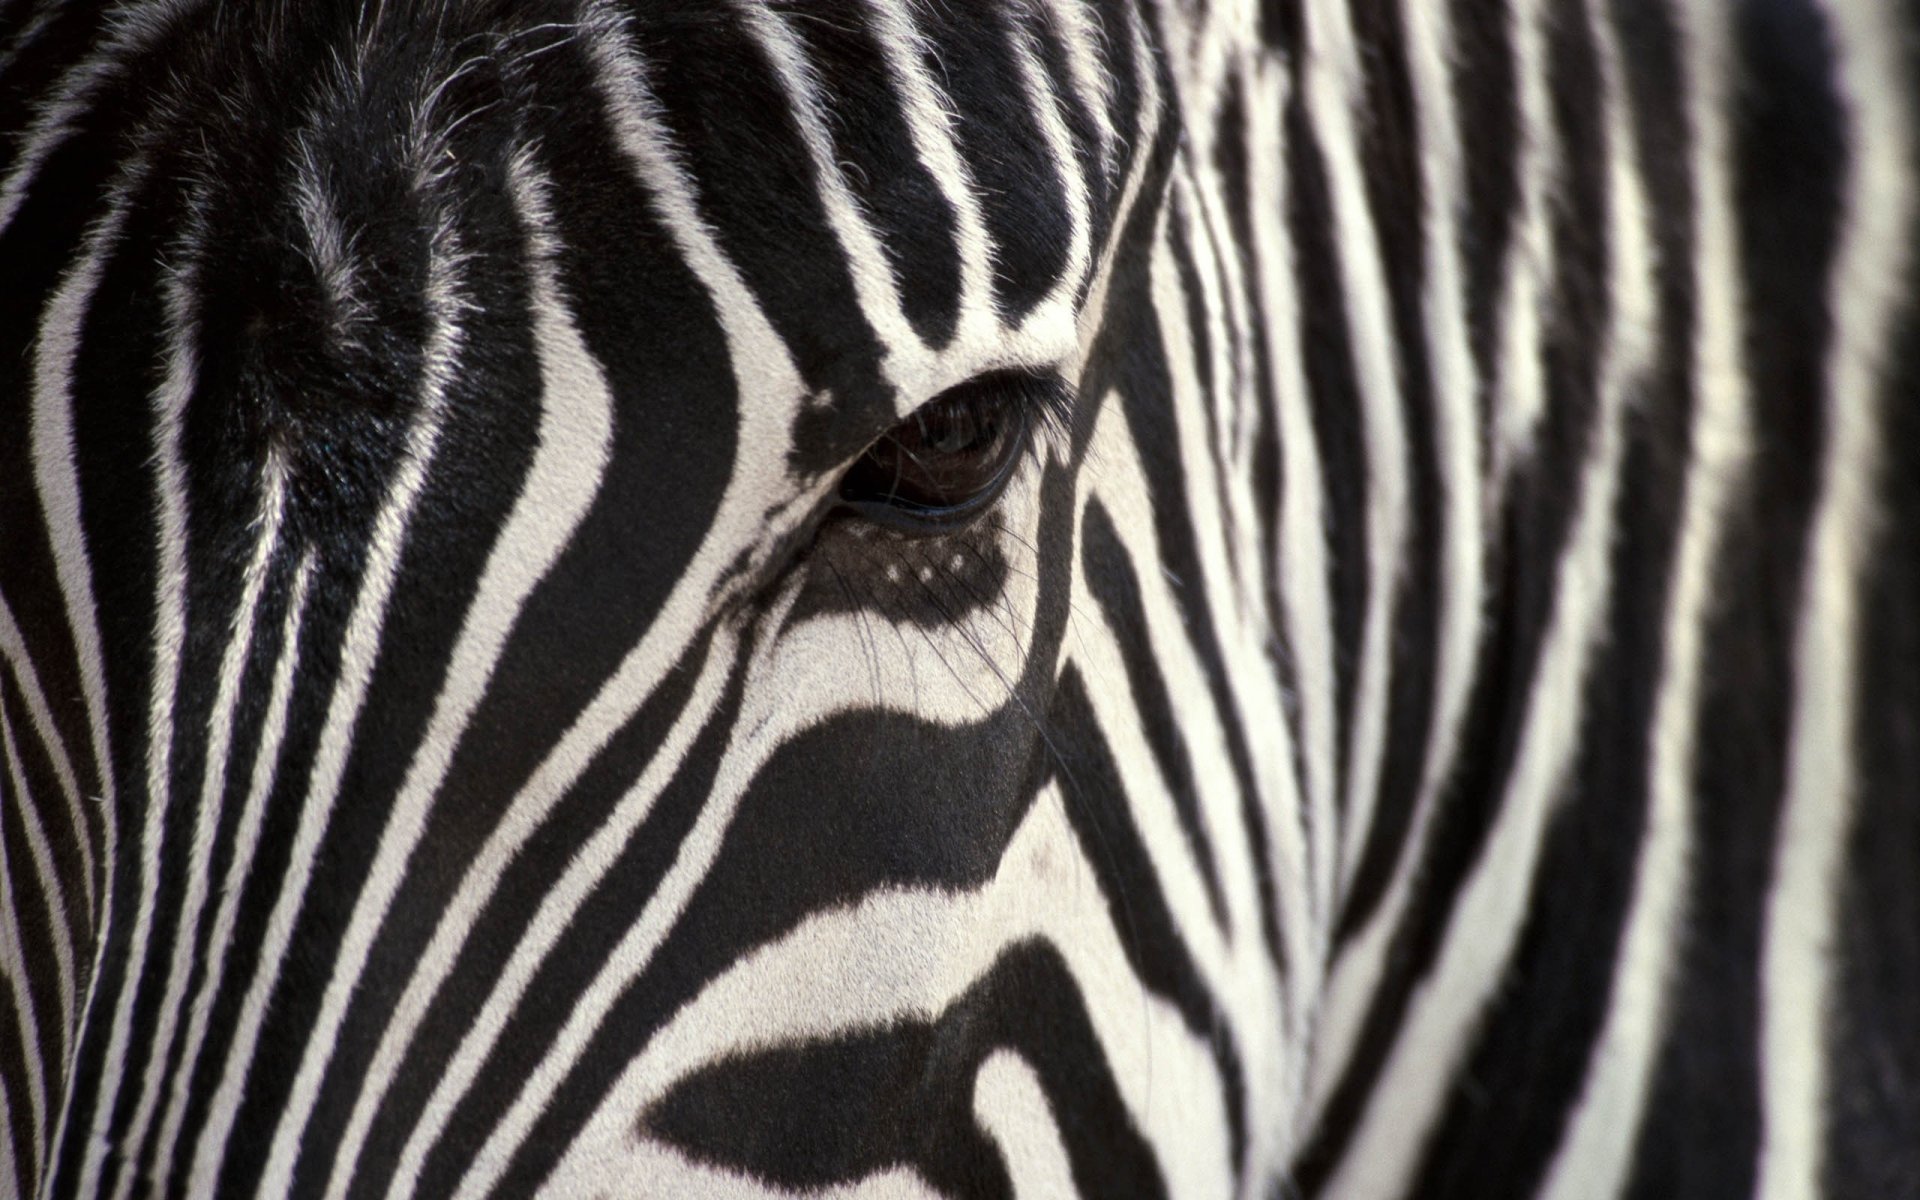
xmin=441 ymin=418 xmax=1071 ymax=1196
xmin=0 ymin=596 xmax=94 ymax=921
xmin=1757 ymin=2 xmax=1911 ymax=1195
xmin=358 ymin=10 xmax=822 ymax=1189
xmin=434 ymin=446 xmax=1066 ymax=1196
xmin=1007 ymin=10 xmax=1097 ymax=328
xmin=1309 ymin=0 xmax=1490 ymax=1128
xmin=1077 ymin=383 xmax=1299 ymax=1180
xmin=111 ymin=455 xmax=290 ymax=1191
xmin=862 ymin=0 xmax=998 ymax=342
xmin=29 ymin=160 xmax=142 ymax=1200
xmin=1299 ymin=0 xmax=1412 ymax=911
xmin=1320 ymin=0 xmax=1654 ymax=1186
xmin=1396 ymin=0 xmax=1486 ymax=951
xmin=539 ymin=784 xmax=1235 ymax=1200
xmin=734 ymin=1 xmax=936 ymax=398
xmin=358 ymin=631 xmax=735 ymax=1200
xmin=255 ymin=148 xmax=616 ymax=1199
xmin=1240 ymin=56 xmax=1340 ymax=1008
xmin=973 ymin=1051 xmax=1080 ymax=1198
xmin=1538 ymin=2 xmax=1745 ymax=1194
xmin=148 ymin=552 xmax=312 ymax=1193
xmin=93 ymin=182 xmax=199 ymax=1200
xmin=1 ymin=704 xmax=75 ymax=1066
xmin=1066 ymin=5 xmax=1166 ymax=387
xmin=1041 ymin=0 xmax=1120 ymax=174
xmin=1489 ymin=0 xmax=1558 ymax=492
xmin=0 ymin=0 xmax=200 ymax=236
xmin=0 ymin=783 xmax=49 ymax=1189
xmin=184 ymin=220 xmax=466 ymax=1196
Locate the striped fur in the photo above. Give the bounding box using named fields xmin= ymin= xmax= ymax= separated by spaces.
xmin=1 ymin=1 xmax=1915 ymax=1196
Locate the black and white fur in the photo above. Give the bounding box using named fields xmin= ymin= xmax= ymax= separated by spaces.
xmin=1 ymin=1 xmax=1915 ymax=1196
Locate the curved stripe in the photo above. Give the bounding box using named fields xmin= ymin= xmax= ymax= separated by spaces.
xmin=1757 ymin=2 xmax=1913 ymax=1196
xmin=256 ymin=148 xmax=616 ymax=1198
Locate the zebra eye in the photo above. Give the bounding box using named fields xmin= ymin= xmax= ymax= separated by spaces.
xmin=837 ymin=373 xmax=1033 ymax=531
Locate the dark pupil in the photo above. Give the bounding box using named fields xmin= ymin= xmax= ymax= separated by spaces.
xmin=841 ymin=384 xmax=1023 ymax=515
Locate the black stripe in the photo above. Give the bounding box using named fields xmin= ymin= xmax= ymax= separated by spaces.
xmin=643 ymin=940 xmax=1169 ymax=1200
xmin=1827 ymin=22 xmax=1920 ymax=1193
xmin=1298 ymin=0 xmax=1617 ymax=1179
xmin=333 ymin=629 xmax=716 ymax=1200
xmin=770 ymin=2 xmax=963 ymax=350
xmin=908 ymin=3 xmax=1074 ymax=321
xmin=1336 ymin=0 xmax=1445 ymax=946
xmin=0 ymin=672 xmax=92 ymax=977
xmin=1283 ymin=92 xmax=1366 ymax=812
xmin=0 ymin=726 xmax=61 ymax=1157
xmin=1081 ymin=500 xmax=1231 ymax=930
xmin=632 ymin=1 xmax=896 ymax=477
xmin=1627 ymin=0 xmax=1846 ymax=1192
xmin=0 ymin=981 xmax=39 ymax=1198
xmin=1449 ymin=0 xmax=1517 ymax=450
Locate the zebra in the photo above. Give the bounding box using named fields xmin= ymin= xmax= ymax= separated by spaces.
xmin=2 ymin=0 xmax=1915 ymax=1196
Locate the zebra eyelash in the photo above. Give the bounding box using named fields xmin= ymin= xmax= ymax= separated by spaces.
xmin=834 ymin=368 xmax=1075 ymax=534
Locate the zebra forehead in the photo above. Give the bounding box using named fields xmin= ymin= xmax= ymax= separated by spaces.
xmin=152 ymin=0 xmax=1152 ymax=492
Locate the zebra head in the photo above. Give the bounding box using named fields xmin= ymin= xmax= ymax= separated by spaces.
xmin=7 ymin=1 xmax=1919 ymax=1198
xmin=4 ymin=2 xmax=1313 ymax=1196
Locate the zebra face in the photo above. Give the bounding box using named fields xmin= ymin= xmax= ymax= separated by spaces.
xmin=3 ymin=2 xmax=1305 ymax=1196
xmin=25 ymin=0 xmax=1917 ymax=1196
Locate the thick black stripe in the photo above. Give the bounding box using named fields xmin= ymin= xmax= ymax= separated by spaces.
xmin=0 ymin=726 xmax=63 ymax=1147
xmin=0 ymin=44 xmax=222 ymax=1147
xmin=1165 ymin=178 xmax=1217 ymax=408
xmin=1209 ymin=73 xmax=1295 ymax=987
xmin=52 ymin=152 xmax=178 ymax=1200
xmin=1829 ymin=202 xmax=1920 ymax=1199
xmin=1047 ymin=667 xmax=1250 ymax=1180
xmin=191 ymin=44 xmax=539 ymax=1200
xmin=1087 ymin=134 xmax=1291 ymax=990
xmin=644 ymin=940 xmax=1169 ymax=1200
xmin=125 ymin=552 xmax=307 ymax=1195
xmin=463 ymin=696 xmax=1061 ymax=1196
xmin=1027 ymin=4 xmax=1120 ymax=277
xmin=1213 ymin=71 xmax=1283 ymax=642
xmin=161 ymin=131 xmax=438 ymax=1197
xmin=162 ymin=564 xmax=362 ymax=1192
xmin=1627 ymin=0 xmax=1845 ymax=1193
xmin=84 ymin=141 xmax=280 ymax=1200
xmin=275 ymin=101 xmax=546 ymax=1200
xmin=301 ymin=86 xmax=737 ymax=1182
xmin=1449 ymin=0 xmax=1517 ymax=448
xmin=467 ymin=438 xmax=1096 ymax=1195
xmin=0 ymin=1 xmax=123 ymax=179
xmin=333 ymin=630 xmax=715 ymax=1200
xmin=1083 ymin=115 xmax=1283 ymax=999
xmin=1409 ymin=309 xmax=1691 ymax=1200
